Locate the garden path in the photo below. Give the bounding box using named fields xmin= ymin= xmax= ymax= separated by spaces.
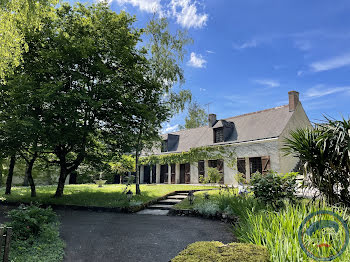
xmin=136 ymin=192 xmax=188 ymax=215
xmin=57 ymin=209 xmax=234 ymax=262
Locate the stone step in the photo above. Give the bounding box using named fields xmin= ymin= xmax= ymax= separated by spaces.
xmin=148 ymin=204 xmax=173 ymax=210
xmin=158 ymin=199 xmax=182 ymax=205
xmin=168 ymin=195 xmax=187 ymax=199
xmin=176 ymin=193 xmax=189 ymax=196
xmin=136 ymin=209 xmax=169 ymax=215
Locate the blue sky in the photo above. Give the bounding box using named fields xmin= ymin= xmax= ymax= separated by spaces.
xmin=73 ymin=0 xmax=350 ymax=132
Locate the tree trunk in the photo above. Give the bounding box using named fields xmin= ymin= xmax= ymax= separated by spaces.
xmin=23 ymin=173 xmax=29 ymax=186
xmin=54 ymin=162 xmax=67 ymax=198
xmin=135 ymin=148 xmax=141 ymax=195
xmin=5 ymin=155 xmax=16 ymax=195
xmin=25 ymin=155 xmax=37 ymax=197
xmin=0 ymin=159 xmax=3 ymax=187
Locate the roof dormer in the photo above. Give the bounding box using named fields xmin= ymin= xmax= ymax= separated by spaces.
xmin=161 ymin=133 xmax=179 ymax=152
xmin=213 ymin=120 xmax=234 ymax=143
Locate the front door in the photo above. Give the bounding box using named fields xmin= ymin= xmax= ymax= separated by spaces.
xmin=144 ymin=166 xmax=150 ymax=184
xmin=171 ymin=164 xmax=175 ymax=184
xmin=160 ymin=165 xmax=167 ymax=183
xmin=185 ymin=163 xmax=191 ymax=184
xmin=180 ymin=164 xmax=185 ymax=184
xmin=180 ymin=163 xmax=191 ymax=184
xmin=152 ymin=166 xmax=156 ymax=183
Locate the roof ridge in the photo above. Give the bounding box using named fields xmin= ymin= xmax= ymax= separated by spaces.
xmin=163 ymin=125 xmax=207 ymax=135
xmin=224 ymin=104 xmax=289 ymax=120
xmin=163 ymin=104 xmax=289 ymax=135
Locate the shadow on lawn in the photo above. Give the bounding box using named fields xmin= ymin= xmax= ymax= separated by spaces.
xmin=0 ymin=185 xmax=177 ymax=212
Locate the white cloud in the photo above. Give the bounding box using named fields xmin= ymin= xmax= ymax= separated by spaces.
xmin=187 ymin=52 xmax=206 ymax=68
xmin=310 ymin=53 xmax=350 ymax=72
xmin=162 ymin=123 xmax=179 ymax=133
xmin=294 ymin=39 xmax=312 ymax=51
xmin=115 ymin=0 xmax=162 ymax=13
xmin=233 ymin=40 xmax=258 ymax=50
xmin=199 ymin=88 xmax=206 ymax=92
xmin=112 ymin=0 xmax=208 ymax=29
xmin=305 ymin=85 xmax=350 ymax=98
xmin=253 ymin=79 xmax=280 ymax=88
xmin=206 ymin=50 xmax=215 ymax=54
xmin=170 ymin=0 xmax=208 ymax=29
xmin=297 ymin=70 xmax=304 ymax=76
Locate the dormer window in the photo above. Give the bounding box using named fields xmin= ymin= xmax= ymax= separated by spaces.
xmin=214 ymin=128 xmax=224 ymax=143
xmin=161 ymin=140 xmax=168 ymax=152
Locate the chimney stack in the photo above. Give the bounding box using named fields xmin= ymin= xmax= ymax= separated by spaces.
xmin=288 ymin=91 xmax=299 ymax=112
xmin=208 ymin=114 xmax=217 ymax=127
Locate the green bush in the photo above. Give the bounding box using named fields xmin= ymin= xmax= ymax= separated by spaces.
xmin=7 ymin=205 xmax=57 ymax=240
xmin=171 ymin=241 xmax=270 ymax=262
xmin=194 ymin=201 xmax=220 ymax=216
xmin=200 ymin=167 xmax=223 ymax=184
xmin=6 ymin=205 xmax=65 ymax=262
xmin=251 ymin=171 xmax=297 ymax=208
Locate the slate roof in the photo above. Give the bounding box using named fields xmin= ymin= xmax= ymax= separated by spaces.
xmin=146 ymin=104 xmax=294 ymax=155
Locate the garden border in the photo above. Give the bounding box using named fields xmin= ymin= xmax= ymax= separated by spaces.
xmin=0 ymin=188 xmax=217 ymax=214
xmin=168 ymin=207 xmax=239 ymax=224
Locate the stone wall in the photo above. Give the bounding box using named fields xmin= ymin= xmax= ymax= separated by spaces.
xmin=278 ymin=102 xmax=312 ymax=173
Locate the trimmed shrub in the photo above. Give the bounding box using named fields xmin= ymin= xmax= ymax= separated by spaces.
xmin=171 ymin=241 xmax=270 ymax=262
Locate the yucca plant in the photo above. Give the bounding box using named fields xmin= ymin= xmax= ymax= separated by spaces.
xmin=283 ymin=117 xmax=350 ymax=207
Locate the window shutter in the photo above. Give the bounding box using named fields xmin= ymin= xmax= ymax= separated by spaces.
xmin=217 ymin=160 xmax=224 ymax=172
xmin=261 ymin=156 xmax=270 ymax=174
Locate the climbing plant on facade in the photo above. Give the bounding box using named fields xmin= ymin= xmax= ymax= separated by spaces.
xmin=140 ymin=145 xmax=237 ymax=169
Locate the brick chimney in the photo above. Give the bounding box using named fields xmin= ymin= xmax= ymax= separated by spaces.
xmin=208 ymin=114 xmax=217 ymax=127
xmin=288 ymin=91 xmax=299 ymax=112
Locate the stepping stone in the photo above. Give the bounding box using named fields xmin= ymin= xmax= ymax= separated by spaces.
xmin=136 ymin=209 xmax=169 ymax=215
xmin=148 ymin=204 xmax=172 ymax=210
xmin=158 ymin=199 xmax=182 ymax=204
xmin=176 ymin=193 xmax=189 ymax=196
xmin=168 ymin=195 xmax=187 ymax=199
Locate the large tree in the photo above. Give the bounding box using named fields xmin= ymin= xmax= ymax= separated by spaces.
xmin=1 ymin=2 xmax=191 ymax=197
xmin=179 ymin=101 xmax=207 ymax=130
xmin=0 ymin=0 xmax=57 ymax=83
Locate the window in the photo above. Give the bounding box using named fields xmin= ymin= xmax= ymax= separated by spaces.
xmin=208 ymin=159 xmax=224 ymax=184
xmin=250 ymin=157 xmax=262 ymax=174
xmin=161 ymin=140 xmax=168 ymax=152
xmin=214 ymin=128 xmax=224 ymax=143
xmin=237 ymin=158 xmax=246 ymax=179
xmin=198 ymin=161 xmax=205 ymax=182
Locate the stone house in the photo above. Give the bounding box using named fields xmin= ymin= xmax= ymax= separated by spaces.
xmin=139 ymin=91 xmax=311 ymax=185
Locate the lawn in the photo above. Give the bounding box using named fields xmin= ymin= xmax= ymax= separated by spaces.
xmin=0 ymin=184 xmax=216 ymax=208
xmin=173 ymin=188 xmax=237 ymax=210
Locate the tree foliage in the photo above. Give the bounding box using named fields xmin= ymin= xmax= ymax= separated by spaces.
xmin=0 ymin=0 xmax=58 ymax=82
xmin=283 ymin=117 xmax=350 ymax=206
xmin=0 ymin=2 xmax=192 ymax=197
xmin=179 ymin=101 xmax=207 ymax=130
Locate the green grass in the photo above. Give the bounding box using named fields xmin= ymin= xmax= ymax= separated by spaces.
xmin=173 ymin=189 xmax=222 ymax=209
xmin=0 ymin=184 xmax=216 ymax=208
